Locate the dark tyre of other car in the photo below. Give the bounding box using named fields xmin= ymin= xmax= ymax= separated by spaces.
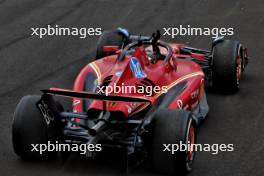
xmin=12 ymin=95 xmax=61 ymax=160
xmin=150 ymin=109 xmax=196 ymax=175
xmin=95 ymin=30 xmax=124 ymax=60
xmin=212 ymin=40 xmax=243 ymax=92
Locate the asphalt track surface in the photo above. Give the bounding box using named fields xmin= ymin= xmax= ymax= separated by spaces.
xmin=0 ymin=0 xmax=264 ymax=175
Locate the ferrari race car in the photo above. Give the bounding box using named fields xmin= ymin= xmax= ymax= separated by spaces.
xmin=12 ymin=28 xmax=248 ymax=175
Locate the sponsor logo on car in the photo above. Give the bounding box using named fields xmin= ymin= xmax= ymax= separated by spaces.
xmin=129 ymin=57 xmax=146 ymax=79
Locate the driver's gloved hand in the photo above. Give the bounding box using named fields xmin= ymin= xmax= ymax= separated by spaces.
xmin=151 ymin=57 xmax=157 ymax=64
xmin=150 ymin=52 xmax=160 ymax=64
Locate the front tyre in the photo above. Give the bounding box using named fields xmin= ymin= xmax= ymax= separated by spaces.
xmin=150 ymin=109 xmax=197 ymax=175
xmin=212 ymin=40 xmax=243 ymax=92
xmin=95 ymin=30 xmax=124 ymax=60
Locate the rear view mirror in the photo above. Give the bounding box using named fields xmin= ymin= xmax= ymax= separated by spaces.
xmin=103 ymin=46 xmax=120 ymax=53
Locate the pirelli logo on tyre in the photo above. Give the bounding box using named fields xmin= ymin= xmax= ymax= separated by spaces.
xmin=36 ymin=100 xmax=54 ymax=125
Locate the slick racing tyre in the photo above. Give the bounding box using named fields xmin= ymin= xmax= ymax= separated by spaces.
xmin=212 ymin=40 xmax=243 ymax=92
xmin=12 ymin=95 xmax=62 ymax=160
xmin=150 ymin=109 xmax=196 ymax=175
xmin=95 ymin=30 xmax=124 ymax=60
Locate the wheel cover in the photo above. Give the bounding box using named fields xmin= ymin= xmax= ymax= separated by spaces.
xmin=186 ymin=120 xmax=195 ymax=171
xmin=187 ymin=126 xmax=195 ymax=160
xmin=236 ymin=46 xmax=242 ymax=87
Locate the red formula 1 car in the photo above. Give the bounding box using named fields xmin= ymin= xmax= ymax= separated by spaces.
xmin=12 ymin=29 xmax=248 ymax=175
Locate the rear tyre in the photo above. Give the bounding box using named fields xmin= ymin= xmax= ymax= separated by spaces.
xmin=95 ymin=30 xmax=124 ymax=60
xmin=150 ymin=109 xmax=196 ymax=175
xmin=12 ymin=95 xmax=61 ymax=160
xmin=212 ymin=40 xmax=243 ymax=92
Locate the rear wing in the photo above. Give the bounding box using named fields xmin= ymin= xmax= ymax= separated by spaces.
xmin=38 ymin=88 xmax=152 ymax=136
xmin=41 ymin=88 xmax=152 ymax=103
